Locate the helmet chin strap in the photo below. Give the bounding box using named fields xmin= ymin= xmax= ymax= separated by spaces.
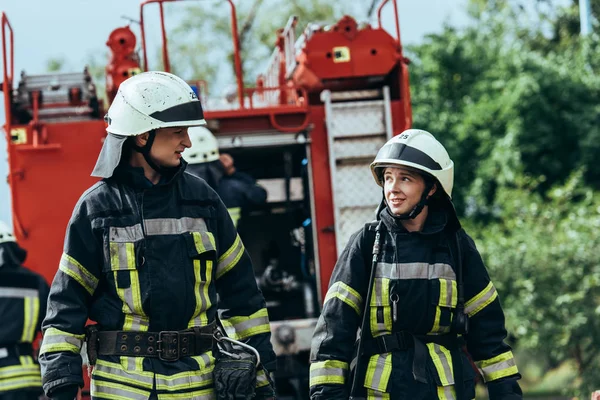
xmin=384 ymin=182 xmax=433 ymax=221
xmin=132 ymin=130 xmax=179 ymax=176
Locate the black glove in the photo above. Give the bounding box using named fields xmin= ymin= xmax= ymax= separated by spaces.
xmin=214 ymin=352 xmax=257 ymax=400
xmin=50 ymin=384 xmax=79 ymax=400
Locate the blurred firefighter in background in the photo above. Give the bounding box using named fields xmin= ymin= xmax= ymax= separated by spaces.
xmin=38 ymin=71 xmax=276 ymax=400
xmin=0 ymin=221 xmax=49 ymax=400
xmin=185 ymin=126 xmax=267 ymax=227
xmin=309 ymin=129 xmax=522 ymax=400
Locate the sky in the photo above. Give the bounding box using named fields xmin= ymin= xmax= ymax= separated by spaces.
xmin=0 ymin=0 xmax=470 ymax=224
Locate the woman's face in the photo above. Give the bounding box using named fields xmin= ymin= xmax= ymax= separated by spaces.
xmin=383 ymin=166 xmax=433 ymax=216
xmin=148 ymin=127 xmax=192 ymax=168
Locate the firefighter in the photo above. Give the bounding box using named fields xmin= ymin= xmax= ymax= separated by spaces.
xmin=39 ymin=71 xmax=276 ymax=400
xmin=0 ymin=221 xmax=49 ymax=400
xmin=185 ymin=126 xmax=267 ymax=227
xmin=309 ymin=129 xmax=522 ymax=400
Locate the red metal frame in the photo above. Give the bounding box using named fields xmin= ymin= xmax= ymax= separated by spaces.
xmin=139 ymin=0 xmax=246 ymax=108
xmin=378 ymin=0 xmax=401 ymax=51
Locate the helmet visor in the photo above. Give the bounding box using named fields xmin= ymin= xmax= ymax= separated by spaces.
xmin=375 ymin=142 xmax=443 ymax=171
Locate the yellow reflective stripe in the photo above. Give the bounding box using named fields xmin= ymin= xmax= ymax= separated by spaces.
xmin=367 ymin=389 xmax=390 ymax=399
xmin=192 ymin=231 xmax=216 ymax=253
xmin=324 ymin=281 xmax=363 ymax=315
xmin=438 ymin=279 xmax=457 ymax=308
xmin=309 ymin=360 xmax=348 ymax=386
xmin=59 ymin=253 xmax=98 ymax=295
xmin=40 ymin=327 xmax=84 ymax=355
xmin=364 ymin=353 xmax=392 ymax=392
xmin=0 ymin=372 xmax=42 ymax=391
xmin=94 ymin=359 xmax=154 ymax=388
xmin=370 ymin=278 xmax=392 ymax=337
xmin=112 ymin=243 xmax=148 ymax=332
xmin=427 ymin=343 xmax=454 ymax=386
xmin=91 ymin=378 xmax=150 ymax=400
xmin=0 ymin=363 xmax=40 ymax=379
xmin=188 ymin=259 xmax=212 ymax=328
xmin=256 ymin=368 xmax=270 ymax=388
xmin=216 ymin=234 xmax=245 ymax=279
xmin=227 ymin=207 xmax=241 ymax=227
xmin=20 ymin=356 xmax=34 ymax=365
xmin=437 ymin=385 xmax=457 ymax=400
xmin=158 ymin=388 xmax=214 ymax=399
xmin=465 ymin=281 xmax=498 ymax=317
xmin=155 ymin=367 xmax=214 ymax=391
xmin=20 ymin=295 xmax=39 ymax=342
xmin=475 ymin=351 xmax=519 ymax=382
xmin=220 ymin=308 xmax=271 ymax=340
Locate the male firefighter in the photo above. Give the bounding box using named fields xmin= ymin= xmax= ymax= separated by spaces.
xmin=39 ymin=71 xmax=276 ymax=400
xmin=185 ymin=126 xmax=267 ymax=227
xmin=309 ymin=129 xmax=522 ymax=400
xmin=0 ymin=221 xmax=49 ymax=400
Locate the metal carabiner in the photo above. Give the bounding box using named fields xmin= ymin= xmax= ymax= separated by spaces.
xmin=213 ymin=330 xmax=261 ymax=367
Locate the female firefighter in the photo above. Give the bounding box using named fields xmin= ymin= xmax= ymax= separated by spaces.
xmin=39 ymin=71 xmax=276 ymax=400
xmin=309 ymin=129 xmax=522 ymax=400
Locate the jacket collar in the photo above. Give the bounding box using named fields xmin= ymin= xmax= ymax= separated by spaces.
xmin=380 ymin=205 xmax=449 ymax=235
xmin=111 ymin=159 xmax=187 ymax=190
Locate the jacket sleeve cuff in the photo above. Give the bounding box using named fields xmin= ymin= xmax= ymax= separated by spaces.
xmin=487 ymin=377 xmax=523 ymax=400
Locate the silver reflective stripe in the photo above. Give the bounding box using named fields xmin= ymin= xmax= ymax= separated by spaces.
xmin=110 ymin=242 xmax=135 ymax=271
xmin=93 ymin=360 xmax=153 ymax=388
xmin=376 ymin=262 xmax=456 ymax=280
xmin=439 ymin=279 xmax=456 ymax=308
xmin=145 ymin=217 xmax=207 ymax=236
xmin=227 ymin=314 xmax=269 ymax=335
xmin=41 ymin=333 xmax=83 ymax=349
xmin=0 ymin=288 xmax=38 ymax=298
xmin=59 ymin=253 xmax=98 ymax=295
xmin=479 ymin=357 xmax=517 ymax=381
xmin=438 ymin=385 xmax=456 ymax=400
xmin=324 ymin=281 xmax=363 ymax=315
xmin=365 ymin=354 xmax=390 ymax=392
xmin=109 ymin=224 xmax=144 ymax=243
xmin=155 ymin=367 xmax=213 ymax=391
xmin=91 ymin=379 xmax=150 ymax=400
xmin=465 ymin=283 xmax=498 ymax=317
xmin=429 ymin=343 xmax=455 ymax=385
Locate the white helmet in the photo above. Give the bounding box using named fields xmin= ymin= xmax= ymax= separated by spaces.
xmin=105 ymin=71 xmax=206 ymax=136
xmin=0 ymin=221 xmax=16 ymax=244
xmin=370 ymin=129 xmax=454 ymax=198
xmin=184 ymin=127 xmax=219 ymax=164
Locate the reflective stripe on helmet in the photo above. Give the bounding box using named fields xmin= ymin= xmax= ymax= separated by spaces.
xmin=375 ymin=143 xmax=442 ymax=171
xmin=149 ymin=101 xmax=205 ymax=123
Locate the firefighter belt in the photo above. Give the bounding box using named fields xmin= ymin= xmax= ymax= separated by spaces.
xmin=86 ymin=322 xmax=216 ymax=363
xmin=360 ymin=331 xmax=463 ymax=384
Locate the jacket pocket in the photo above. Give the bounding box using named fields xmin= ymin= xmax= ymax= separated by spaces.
xmin=103 ymin=226 xmax=146 ymax=289
xmin=184 ymin=230 xmax=217 ymax=259
xmin=363 ymin=353 xmax=392 ymax=396
xmin=430 ymin=278 xmax=457 ymax=333
xmin=369 ymin=278 xmax=393 ymax=338
xmin=427 ymin=346 xmax=476 ymax=399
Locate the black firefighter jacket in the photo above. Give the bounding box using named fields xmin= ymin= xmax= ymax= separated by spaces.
xmin=0 ymin=241 xmax=49 ymax=395
xmin=309 ymin=206 xmax=522 ymax=400
xmin=39 ymin=162 xmax=276 ymax=399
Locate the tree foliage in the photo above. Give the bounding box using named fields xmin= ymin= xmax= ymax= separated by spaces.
xmin=408 ymin=0 xmax=600 ymax=395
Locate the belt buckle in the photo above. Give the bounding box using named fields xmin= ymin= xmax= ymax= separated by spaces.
xmin=157 ymin=331 xmax=180 ymax=361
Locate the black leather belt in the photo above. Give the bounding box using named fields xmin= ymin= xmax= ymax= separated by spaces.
xmin=95 ymin=322 xmax=216 ymax=362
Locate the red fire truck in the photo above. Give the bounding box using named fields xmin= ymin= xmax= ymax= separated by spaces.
xmin=1 ymin=1 xmax=411 ymax=397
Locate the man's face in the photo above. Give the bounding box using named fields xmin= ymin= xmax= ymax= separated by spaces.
xmin=383 ymin=166 xmax=432 ymax=216
xmin=148 ymin=127 xmax=191 ymax=168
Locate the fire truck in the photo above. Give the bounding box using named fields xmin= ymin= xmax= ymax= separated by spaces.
xmin=1 ymin=0 xmax=411 ymax=398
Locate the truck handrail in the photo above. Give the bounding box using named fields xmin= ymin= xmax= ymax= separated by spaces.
xmin=1 ymin=12 xmax=14 ymax=137
xmin=139 ymin=0 xmax=245 ymax=109
xmin=377 ymin=0 xmax=402 ymax=52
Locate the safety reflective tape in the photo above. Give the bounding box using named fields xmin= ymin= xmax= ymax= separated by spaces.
xmin=437 ymin=385 xmax=457 ymax=400
xmin=156 ymin=388 xmax=215 ymax=399
xmin=192 ymin=352 xmax=214 ymax=370
xmin=364 ymin=353 xmax=392 ymax=392
xmin=427 ymin=343 xmax=454 ymax=386
xmin=324 ymin=281 xmax=363 ymax=316
xmin=40 ymin=327 xmax=84 ymax=355
xmin=0 ymin=364 xmax=41 ymax=379
xmin=59 ymin=253 xmax=99 ymax=295
xmin=0 ymin=373 xmax=42 ymax=391
xmin=192 ymin=231 xmax=216 ymax=254
xmin=20 ymin=294 xmax=40 ymax=342
xmin=216 ymin=234 xmax=245 ymax=279
xmin=367 ymin=388 xmax=391 ymax=400
xmin=145 ymin=217 xmax=208 ymax=236
xmin=220 ymin=308 xmax=271 ymax=340
xmin=109 ymin=242 xmax=136 ymax=271
xmin=109 ymin=224 xmax=144 ymax=243
xmin=256 ymin=368 xmax=270 ymax=388
xmin=94 ymin=359 xmax=154 ymax=388
xmin=376 ymin=262 xmax=456 ymax=280
xmin=20 ymin=356 xmax=34 ymax=365
xmin=475 ymin=351 xmax=519 ymax=382
xmin=91 ymin=378 xmax=151 ymax=400
xmin=155 ymin=366 xmax=214 ymax=391
xmin=465 ymin=281 xmax=498 ymax=317
xmin=438 ymin=278 xmax=457 ymax=308
xmin=0 ymin=287 xmax=38 ymax=298
xmin=370 ymin=278 xmax=392 ymax=337
xmin=188 ymin=259 xmax=213 ymax=328
xmin=227 ymin=207 xmax=241 ymax=228
xmin=115 ymin=269 xmax=149 ymax=332
xmin=309 ymin=360 xmax=348 ymax=387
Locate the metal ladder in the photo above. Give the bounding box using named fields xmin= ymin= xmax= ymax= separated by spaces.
xmin=322 ymin=87 xmax=394 ymax=256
